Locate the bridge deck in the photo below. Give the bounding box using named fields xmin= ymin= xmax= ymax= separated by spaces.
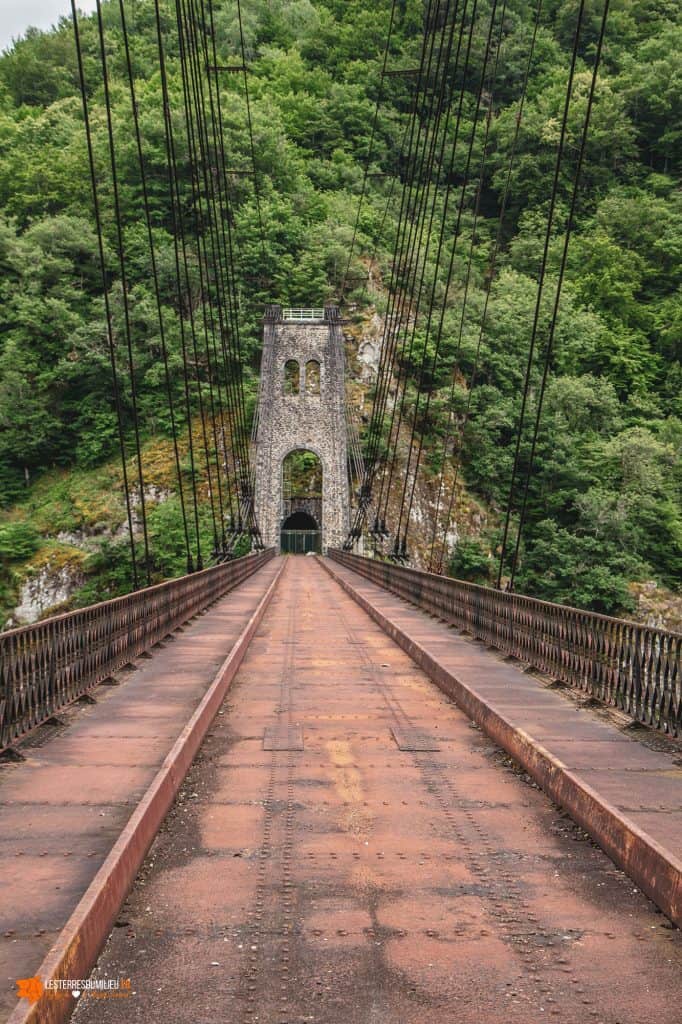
xmin=325 ymin=556 xmax=682 ymax=909
xmin=66 ymin=557 xmax=680 ymax=1024
xmin=0 ymin=559 xmax=281 ymax=1021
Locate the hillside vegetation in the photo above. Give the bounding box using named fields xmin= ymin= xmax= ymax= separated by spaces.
xmin=0 ymin=0 xmax=680 ymax=625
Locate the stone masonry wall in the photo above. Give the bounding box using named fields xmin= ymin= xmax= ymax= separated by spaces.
xmin=254 ymin=307 xmax=349 ymax=552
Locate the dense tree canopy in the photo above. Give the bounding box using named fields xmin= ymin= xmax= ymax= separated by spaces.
xmin=0 ymin=0 xmax=680 ymax=619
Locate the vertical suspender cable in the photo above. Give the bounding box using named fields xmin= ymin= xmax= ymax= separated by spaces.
xmin=381 ymin=0 xmax=481 ymax=544
xmin=95 ymin=0 xmax=151 ymax=584
xmin=496 ymin=0 xmax=587 ymax=588
xmin=70 ymin=0 xmax=139 ymax=589
xmin=361 ymin=0 xmax=441 ymax=485
xmin=205 ymin=0 xmax=262 ymax=541
xmin=153 ymin=0 xmax=204 ymax=570
xmin=118 ymin=0 xmax=194 ymax=574
xmin=398 ymin=0 xmax=504 ymax=553
xmin=376 ymin=0 xmax=468 ymax=535
xmin=236 ymin=0 xmax=267 ymax=266
xmin=356 ymin=0 xmax=442 ymax=529
xmin=508 ymin=0 xmax=611 ymax=590
xmin=340 ymin=0 xmax=398 ymax=302
xmin=188 ymin=0 xmax=250 ymax=484
xmin=196 ymin=0 xmax=247 ymax=533
xmin=176 ymin=0 xmax=226 ymax=553
xmin=186 ymin=0 xmax=262 ymax=545
xmin=183 ymin=0 xmax=256 ymax=544
xmin=429 ymin=0 xmax=543 ymax=573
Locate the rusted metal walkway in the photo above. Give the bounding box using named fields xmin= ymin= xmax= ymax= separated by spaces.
xmin=0 ymin=557 xmax=282 ymax=1023
xmin=3 ymin=557 xmax=681 ymax=1022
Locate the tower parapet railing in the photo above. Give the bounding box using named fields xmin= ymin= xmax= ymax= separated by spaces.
xmin=281 ymin=307 xmax=326 ymax=321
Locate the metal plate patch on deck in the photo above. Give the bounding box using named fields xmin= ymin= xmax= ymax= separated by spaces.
xmin=390 ymin=726 xmax=441 ymax=752
xmin=263 ymin=725 xmax=304 ymax=751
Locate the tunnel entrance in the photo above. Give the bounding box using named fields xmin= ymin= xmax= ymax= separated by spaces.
xmin=280 ymin=450 xmax=322 ymax=554
xmin=280 ymin=510 xmax=321 ymax=554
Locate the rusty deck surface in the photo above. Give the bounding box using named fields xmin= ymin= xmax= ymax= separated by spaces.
xmin=73 ymin=557 xmax=681 ymax=1024
xmin=0 ymin=558 xmax=281 ymax=1022
xmin=325 ymin=556 xmax=682 ymax=921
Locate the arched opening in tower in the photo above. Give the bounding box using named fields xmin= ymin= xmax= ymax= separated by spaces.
xmin=282 ymin=509 xmax=319 ymax=530
xmin=281 ymin=450 xmax=322 ymax=554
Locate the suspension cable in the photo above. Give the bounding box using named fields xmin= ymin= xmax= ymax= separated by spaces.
xmin=375 ymin=0 xmax=467 ymax=519
xmin=508 ymin=0 xmax=611 ymax=590
xmin=183 ymin=0 xmax=259 ymax=552
xmin=369 ymin=41 xmax=447 ymax=493
xmin=354 ymin=0 xmax=444 ymax=534
xmin=360 ymin=0 xmax=442 ymax=485
xmin=177 ymin=0 xmax=230 ymax=553
xmin=153 ymin=0 xmax=204 ymax=570
xmin=236 ymin=0 xmax=267 ymax=267
xmin=340 ymin=0 xmax=398 ymax=302
xmin=343 ymin=113 xmax=418 ymax=546
xmin=95 ymin=0 xmax=151 ymax=584
xmin=381 ymin=0 xmax=481 ymax=548
xmin=205 ymin=0 xmax=262 ymax=542
xmin=496 ymin=0 xmax=588 ymax=588
xmin=70 ymin=0 xmax=139 ymax=589
xmin=429 ymin=0 xmax=544 ymax=574
xmin=198 ymin=0 xmax=254 ymax=479
xmin=190 ymin=0 xmax=260 ymax=542
xmin=117 ymin=0 xmax=194 ymax=574
xmin=398 ymin=0 xmax=504 ymax=554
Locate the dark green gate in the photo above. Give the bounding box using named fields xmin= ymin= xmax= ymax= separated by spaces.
xmin=280 ymin=530 xmax=321 ymax=554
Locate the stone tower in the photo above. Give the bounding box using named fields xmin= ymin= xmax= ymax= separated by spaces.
xmin=254 ymin=305 xmax=349 ymax=553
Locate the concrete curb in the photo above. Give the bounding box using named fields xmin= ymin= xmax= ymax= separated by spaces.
xmin=11 ymin=559 xmax=285 ymax=1024
xmin=320 ymin=556 xmax=682 ymax=928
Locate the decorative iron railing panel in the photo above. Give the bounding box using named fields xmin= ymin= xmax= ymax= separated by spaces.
xmin=329 ymin=551 xmax=682 ymax=736
xmin=281 ymin=308 xmax=325 ymax=320
xmin=0 ymin=549 xmax=275 ymax=752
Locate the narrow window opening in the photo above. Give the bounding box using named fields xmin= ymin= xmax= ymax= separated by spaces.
xmin=283 ymin=359 xmax=300 ymax=395
xmin=305 ymin=360 xmax=321 ymax=395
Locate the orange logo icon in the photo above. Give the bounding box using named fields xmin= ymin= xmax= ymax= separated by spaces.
xmin=16 ymin=977 xmax=44 ymax=1004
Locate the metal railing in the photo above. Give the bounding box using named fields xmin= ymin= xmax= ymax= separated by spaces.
xmin=281 ymin=308 xmax=325 ymax=320
xmin=0 ymin=549 xmax=275 ymax=752
xmin=329 ymin=551 xmax=682 ymax=736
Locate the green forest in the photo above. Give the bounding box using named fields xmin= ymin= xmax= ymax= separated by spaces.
xmin=0 ymin=0 xmax=680 ymax=626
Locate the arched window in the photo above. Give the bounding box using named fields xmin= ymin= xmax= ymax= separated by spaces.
xmin=305 ymin=360 xmax=320 ymax=395
xmin=283 ymin=359 xmax=300 ymax=395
